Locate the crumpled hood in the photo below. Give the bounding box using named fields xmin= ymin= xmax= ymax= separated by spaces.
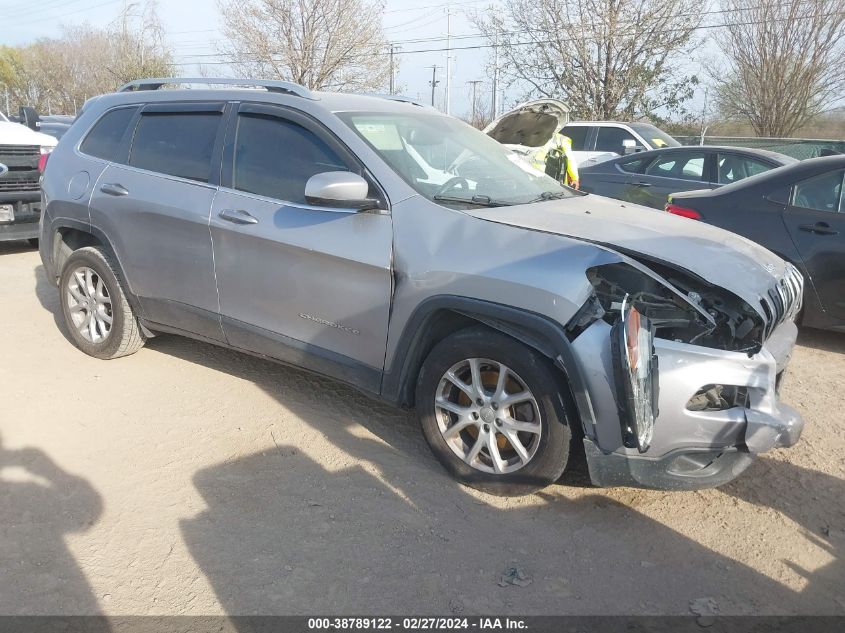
xmin=0 ymin=121 xmax=58 ymax=147
xmin=466 ymin=194 xmax=786 ymax=308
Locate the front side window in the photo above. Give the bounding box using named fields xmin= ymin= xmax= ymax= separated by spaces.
xmin=646 ymin=152 xmax=706 ymax=181
xmin=338 ymin=112 xmax=574 ymax=207
xmin=80 ymin=107 xmax=137 ymax=162
xmin=129 ymin=112 xmax=221 ymax=182
xmin=717 ymin=154 xmax=773 ymax=184
xmin=792 ymin=170 xmax=844 ymax=213
xmin=560 ymin=125 xmax=589 ymax=151
xmin=233 ymin=114 xmax=348 ymax=203
xmin=595 ymin=127 xmax=639 ymax=154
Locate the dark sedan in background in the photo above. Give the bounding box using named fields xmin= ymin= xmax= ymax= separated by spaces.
xmin=580 ymin=146 xmax=795 ymax=209
xmin=666 ymin=155 xmax=845 ymax=332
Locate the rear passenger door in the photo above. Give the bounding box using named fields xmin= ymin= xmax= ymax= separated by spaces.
xmin=209 ymin=103 xmax=393 ymax=392
xmin=87 ymin=103 xmax=227 ymax=340
xmin=783 ymin=169 xmax=845 ymax=322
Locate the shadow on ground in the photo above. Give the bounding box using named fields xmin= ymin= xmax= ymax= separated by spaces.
xmin=0 ymin=433 xmax=107 ymax=620
xmin=133 ymin=333 xmax=844 ymax=616
xmin=797 ymin=328 xmax=845 ymax=354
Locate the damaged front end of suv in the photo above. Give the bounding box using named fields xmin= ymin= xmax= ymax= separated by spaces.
xmin=565 ymin=254 xmax=805 ymax=490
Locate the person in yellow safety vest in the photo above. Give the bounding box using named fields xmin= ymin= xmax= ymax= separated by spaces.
xmin=530 ymin=132 xmax=579 ymax=189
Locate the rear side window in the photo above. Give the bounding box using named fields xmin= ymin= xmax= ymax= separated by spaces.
xmin=595 ymin=127 xmax=639 ymax=154
xmin=233 ymin=113 xmax=348 ymax=203
xmin=80 ymin=107 xmax=137 ymax=161
xmin=129 ymin=112 xmax=221 ymax=182
xmin=717 ymin=154 xmax=773 ymax=184
xmin=646 ymin=152 xmax=706 ymax=181
xmin=792 ymin=170 xmax=844 ymax=213
xmin=560 ymin=125 xmax=588 ymax=151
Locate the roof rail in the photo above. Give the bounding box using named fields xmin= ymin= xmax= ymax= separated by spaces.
xmin=117 ymin=77 xmax=316 ymax=100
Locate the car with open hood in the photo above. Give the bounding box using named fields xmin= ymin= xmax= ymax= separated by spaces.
xmin=485 ymin=100 xmax=681 ymax=169
xmin=39 ymin=78 xmax=804 ymax=494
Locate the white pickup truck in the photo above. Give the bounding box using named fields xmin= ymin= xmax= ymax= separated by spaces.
xmin=0 ymin=110 xmax=58 ymax=244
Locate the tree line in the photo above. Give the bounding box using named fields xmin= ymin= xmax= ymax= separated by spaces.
xmin=1 ymin=0 xmax=844 ymax=137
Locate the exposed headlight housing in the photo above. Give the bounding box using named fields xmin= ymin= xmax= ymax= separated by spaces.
xmin=611 ymin=298 xmax=658 ymax=453
xmin=585 ymin=261 xmax=764 ymax=354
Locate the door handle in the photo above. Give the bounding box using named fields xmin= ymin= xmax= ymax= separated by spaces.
xmin=632 ymin=181 xmax=652 ymax=188
xmin=799 ymin=222 xmax=838 ymax=235
xmin=100 ymin=183 xmax=129 ymax=197
xmin=218 ymin=209 xmax=259 ymax=225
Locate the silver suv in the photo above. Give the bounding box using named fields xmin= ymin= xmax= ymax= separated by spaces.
xmin=39 ymin=78 xmax=805 ymax=494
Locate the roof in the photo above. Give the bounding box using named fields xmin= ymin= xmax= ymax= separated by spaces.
xmin=107 ymin=78 xmax=441 ymax=117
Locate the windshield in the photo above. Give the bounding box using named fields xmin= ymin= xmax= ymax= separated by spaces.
xmin=629 ymin=123 xmax=680 ymax=148
xmin=337 ymin=111 xmax=576 ymax=207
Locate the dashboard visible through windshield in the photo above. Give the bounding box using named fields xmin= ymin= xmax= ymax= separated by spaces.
xmin=338 ymin=111 xmax=578 ymax=208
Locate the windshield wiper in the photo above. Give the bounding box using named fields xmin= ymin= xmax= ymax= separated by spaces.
xmin=526 ymin=190 xmax=570 ymax=204
xmin=432 ymin=194 xmax=508 ymax=208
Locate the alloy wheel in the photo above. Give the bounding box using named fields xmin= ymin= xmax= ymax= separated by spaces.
xmin=65 ymin=266 xmax=113 ymax=343
xmin=434 ymin=358 xmax=541 ymax=474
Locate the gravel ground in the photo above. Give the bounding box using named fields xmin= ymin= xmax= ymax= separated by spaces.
xmin=1 ymin=242 xmax=843 ymax=616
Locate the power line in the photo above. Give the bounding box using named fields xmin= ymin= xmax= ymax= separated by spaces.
xmin=3 ymin=0 xmax=124 ymax=27
xmin=170 ymin=9 xmax=845 ymax=66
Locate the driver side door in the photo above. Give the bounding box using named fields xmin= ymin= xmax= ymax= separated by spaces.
xmin=209 ymin=103 xmax=394 ymax=392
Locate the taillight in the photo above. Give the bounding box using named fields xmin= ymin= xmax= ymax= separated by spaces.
xmin=38 ymin=152 xmax=50 ymax=173
xmin=665 ymin=202 xmax=702 ymax=220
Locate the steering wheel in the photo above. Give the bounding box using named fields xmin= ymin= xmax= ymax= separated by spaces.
xmin=435 ymin=176 xmax=470 ymax=197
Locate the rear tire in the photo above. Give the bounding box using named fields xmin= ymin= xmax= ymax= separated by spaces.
xmin=415 ymin=327 xmax=572 ymax=496
xmin=58 ymin=246 xmax=145 ymax=359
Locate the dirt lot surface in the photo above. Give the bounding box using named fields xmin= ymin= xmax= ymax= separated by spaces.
xmin=1 ymin=242 xmax=844 ymax=616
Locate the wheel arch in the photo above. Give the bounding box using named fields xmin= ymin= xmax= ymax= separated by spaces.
xmin=49 ymin=220 xmax=145 ymax=320
xmin=381 ymin=295 xmax=597 ymax=435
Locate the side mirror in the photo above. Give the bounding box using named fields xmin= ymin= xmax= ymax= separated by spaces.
xmin=304 ymin=171 xmax=379 ymax=211
xmin=622 ymin=139 xmax=646 ymax=155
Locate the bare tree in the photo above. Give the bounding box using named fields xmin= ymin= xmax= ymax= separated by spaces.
xmin=217 ymin=0 xmax=391 ymax=92
xmin=0 ymin=1 xmax=172 ymax=115
xmin=714 ymin=0 xmax=845 ymax=137
xmin=472 ymin=0 xmax=703 ymax=120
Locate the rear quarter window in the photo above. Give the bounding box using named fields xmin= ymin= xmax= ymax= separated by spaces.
xmin=79 ymin=107 xmax=138 ymax=161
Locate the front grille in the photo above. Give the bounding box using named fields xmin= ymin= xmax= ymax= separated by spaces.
xmin=0 ymin=145 xmax=40 ymax=194
xmin=761 ymin=263 xmax=804 ymax=339
xmin=0 ymin=145 xmax=40 ymax=157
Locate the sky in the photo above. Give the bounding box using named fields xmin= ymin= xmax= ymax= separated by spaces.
xmin=0 ymin=0 xmax=507 ymax=117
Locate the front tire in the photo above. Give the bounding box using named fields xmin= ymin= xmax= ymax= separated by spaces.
xmin=59 ymin=246 xmax=145 ymax=359
xmin=416 ymin=327 xmax=572 ymax=495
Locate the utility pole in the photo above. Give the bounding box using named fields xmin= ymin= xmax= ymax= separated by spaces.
xmin=389 ymin=43 xmax=396 ymax=95
xmin=492 ymin=32 xmax=500 ymax=119
xmin=467 ymin=80 xmax=483 ymax=124
xmin=428 ymin=65 xmax=441 ymax=107
xmin=2 ymin=85 xmax=9 ymax=114
xmin=445 ymin=6 xmax=452 ymax=115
